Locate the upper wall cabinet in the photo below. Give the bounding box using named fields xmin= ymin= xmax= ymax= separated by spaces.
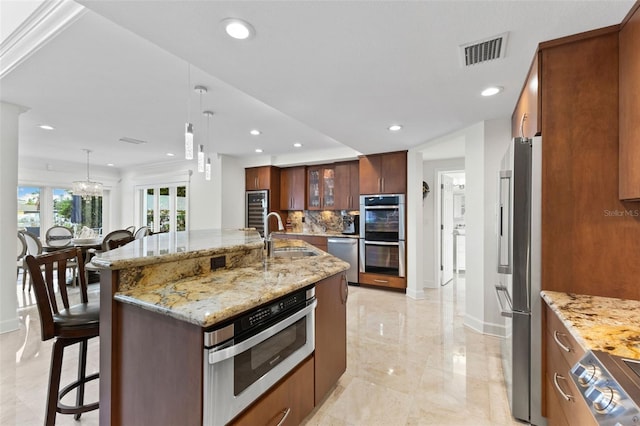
xmin=307 ymin=165 xmax=336 ymax=210
xmin=280 ymin=166 xmax=306 ymax=210
xmin=359 ymin=151 xmax=407 ymax=195
xmin=245 ymin=166 xmax=278 ymax=191
xmin=511 ymin=53 xmax=541 ymax=139
xmin=619 ymin=3 xmax=640 ymax=201
xmin=334 ymin=161 xmax=359 ymax=210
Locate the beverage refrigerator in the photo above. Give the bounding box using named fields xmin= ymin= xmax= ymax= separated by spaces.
xmin=246 ymin=190 xmax=268 ymax=237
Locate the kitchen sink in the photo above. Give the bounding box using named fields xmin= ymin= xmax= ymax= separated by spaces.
xmin=272 ymin=247 xmax=318 ymax=258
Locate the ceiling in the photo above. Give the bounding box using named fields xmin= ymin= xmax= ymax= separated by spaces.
xmin=0 ymin=0 xmax=634 ymax=170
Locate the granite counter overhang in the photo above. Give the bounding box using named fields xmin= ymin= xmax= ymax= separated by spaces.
xmin=113 ymin=238 xmax=349 ymax=329
xmin=541 ymin=290 xmax=640 ymax=360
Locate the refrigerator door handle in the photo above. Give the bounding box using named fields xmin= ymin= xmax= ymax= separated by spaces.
xmin=494 ymin=284 xmax=514 ymax=318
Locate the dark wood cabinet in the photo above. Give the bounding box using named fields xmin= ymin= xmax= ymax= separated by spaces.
xmin=359 ymin=151 xmax=407 ymax=195
xmin=314 ymin=273 xmax=347 ymax=405
xmin=307 ymin=165 xmax=336 ymax=210
xmin=358 ymin=271 xmax=406 ymax=290
xmin=275 ymin=233 xmax=327 ymax=252
xmin=531 ymin=26 xmax=640 ymax=300
xmin=280 ymin=166 xmax=306 ymax=210
xmin=230 ymin=356 xmax=314 ymax=426
xmin=619 ymin=3 xmax=640 ymax=201
xmin=543 ymin=303 xmax=594 ymax=426
xmin=334 ymin=161 xmax=359 ymax=210
xmin=246 ymin=166 xmax=278 ymax=191
xmin=511 ymin=52 xmax=540 ymax=139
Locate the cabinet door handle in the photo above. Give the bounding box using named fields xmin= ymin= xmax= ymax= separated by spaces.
xmin=373 ymin=279 xmax=389 ymax=283
xmin=381 ymin=177 xmax=385 ymax=192
xmin=276 ymin=408 xmax=291 ymax=426
xmin=553 ymin=373 xmax=573 ymax=401
xmin=341 ymin=274 xmax=348 ymax=304
xmin=553 ymin=331 xmax=572 ymax=353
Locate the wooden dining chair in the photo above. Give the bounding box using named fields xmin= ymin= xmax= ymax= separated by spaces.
xmin=45 ymin=225 xmax=74 ymax=248
xmin=17 ymin=231 xmax=27 ymax=278
xmin=25 ymin=247 xmax=99 ymax=426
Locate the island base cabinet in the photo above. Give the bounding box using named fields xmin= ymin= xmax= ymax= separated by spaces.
xmin=230 ymin=356 xmax=314 ymax=426
xmin=314 ymin=273 xmax=347 ymax=405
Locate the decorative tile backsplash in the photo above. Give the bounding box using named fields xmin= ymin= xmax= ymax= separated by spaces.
xmin=286 ymin=210 xmax=358 ymax=233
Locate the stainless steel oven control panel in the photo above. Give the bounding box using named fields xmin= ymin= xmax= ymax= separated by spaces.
xmin=570 ymin=351 xmax=640 ymax=426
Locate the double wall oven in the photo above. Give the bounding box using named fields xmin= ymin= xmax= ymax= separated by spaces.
xmin=359 ymin=194 xmax=405 ymax=277
xmin=202 ymin=286 xmax=316 ymax=425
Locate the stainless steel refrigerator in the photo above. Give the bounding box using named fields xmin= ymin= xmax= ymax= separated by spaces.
xmin=495 ymin=136 xmax=545 ymax=426
xmin=246 ymin=190 xmax=268 ymax=237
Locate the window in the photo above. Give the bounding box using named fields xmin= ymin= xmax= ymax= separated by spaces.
xmin=18 ymin=186 xmax=41 ymax=237
xmin=18 ymin=186 xmax=104 ymax=238
xmin=141 ymin=185 xmax=187 ymax=232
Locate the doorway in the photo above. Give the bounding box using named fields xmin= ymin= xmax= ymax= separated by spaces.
xmin=437 ymin=170 xmax=465 ymax=286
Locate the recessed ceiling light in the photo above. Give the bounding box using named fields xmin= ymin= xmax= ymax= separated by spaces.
xmin=388 ymin=124 xmax=402 ymax=132
xmin=107 ymin=163 xmax=115 ymax=167
xmin=293 ymin=142 xmax=303 ymax=148
xmin=166 ymin=153 xmax=175 ymax=157
xmin=255 ymin=148 xmax=263 ymax=153
xmin=39 ymin=125 xmax=54 ymax=130
xmin=250 ymin=129 xmax=261 ymax=136
xmin=222 ymin=18 xmax=255 ymax=40
xmin=481 ymin=86 xmax=503 ymax=97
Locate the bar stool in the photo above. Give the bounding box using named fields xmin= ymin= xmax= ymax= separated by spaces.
xmin=25 ymin=247 xmax=99 ymax=426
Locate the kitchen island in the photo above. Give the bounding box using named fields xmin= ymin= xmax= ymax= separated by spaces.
xmin=94 ymin=229 xmax=349 ymax=425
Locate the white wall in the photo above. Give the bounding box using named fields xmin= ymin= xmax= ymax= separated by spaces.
xmin=422 ymin=157 xmax=465 ymax=289
xmin=462 ymin=118 xmax=511 ymax=336
xmin=410 ymin=118 xmax=511 ymax=336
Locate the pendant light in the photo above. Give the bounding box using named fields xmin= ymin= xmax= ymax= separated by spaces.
xmin=185 ymin=64 xmax=194 ymax=160
xmin=203 ymin=111 xmax=214 ymax=181
xmin=197 ymin=144 xmax=205 ymax=172
xmin=194 ymin=85 xmax=207 ymax=172
xmin=72 ymin=149 xmax=103 ymax=199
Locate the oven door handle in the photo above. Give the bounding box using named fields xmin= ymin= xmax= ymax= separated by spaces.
xmin=208 ymin=299 xmax=317 ymax=365
xmin=364 ymin=205 xmax=400 ymax=210
xmin=363 ymin=240 xmax=399 ymax=246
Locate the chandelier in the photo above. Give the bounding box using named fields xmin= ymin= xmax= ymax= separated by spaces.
xmin=72 ymin=149 xmax=103 ymax=199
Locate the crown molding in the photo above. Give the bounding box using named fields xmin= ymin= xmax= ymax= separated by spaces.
xmin=0 ymin=0 xmax=86 ymax=79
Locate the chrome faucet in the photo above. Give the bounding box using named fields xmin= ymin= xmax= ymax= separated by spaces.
xmin=264 ymin=211 xmax=284 ymax=256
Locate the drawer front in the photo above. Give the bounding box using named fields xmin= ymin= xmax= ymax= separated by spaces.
xmin=545 ymin=328 xmax=596 ymax=426
xmin=231 ymin=356 xmax=314 ymax=426
xmin=358 ymin=272 xmax=406 ymax=289
xmin=544 ymin=376 xmax=570 ymax=426
xmin=545 ymin=304 xmax=585 ymax=367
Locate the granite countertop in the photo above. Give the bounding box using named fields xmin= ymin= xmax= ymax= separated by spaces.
xmin=114 ymin=238 xmax=349 ymax=329
xmin=273 ymin=231 xmax=359 ymax=239
xmin=91 ymin=229 xmax=264 ymax=270
xmin=541 ymin=290 xmax=640 ymax=359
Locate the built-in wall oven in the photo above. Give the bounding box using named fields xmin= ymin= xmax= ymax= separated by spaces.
xmin=359 ymin=194 xmax=405 ymax=277
xmin=202 ymin=286 xmax=316 ymax=425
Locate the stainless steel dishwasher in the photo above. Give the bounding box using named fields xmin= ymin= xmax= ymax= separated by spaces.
xmin=327 ymin=237 xmax=358 ymax=284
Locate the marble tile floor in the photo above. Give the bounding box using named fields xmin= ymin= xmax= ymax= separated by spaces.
xmin=1 ymin=273 xmax=524 ymax=425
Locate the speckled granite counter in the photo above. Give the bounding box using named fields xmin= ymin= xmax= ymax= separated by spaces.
xmin=541 ymin=290 xmax=640 ymax=359
xmin=92 ymin=229 xmax=264 ymax=270
xmin=111 ymin=236 xmax=349 ymax=328
xmin=273 ymin=231 xmax=359 ymax=239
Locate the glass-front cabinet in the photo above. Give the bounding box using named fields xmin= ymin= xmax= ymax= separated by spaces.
xmin=307 ymin=166 xmax=335 ymax=210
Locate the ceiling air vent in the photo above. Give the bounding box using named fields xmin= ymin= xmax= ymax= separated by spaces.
xmin=460 ymin=32 xmax=508 ymax=67
xmin=119 ymin=137 xmax=147 ymax=145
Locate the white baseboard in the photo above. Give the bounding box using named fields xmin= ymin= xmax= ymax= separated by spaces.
xmin=464 ymin=313 xmax=506 ymax=337
xmin=423 ymin=278 xmax=437 ymax=289
xmin=0 ymin=318 xmax=19 ymax=334
xmin=406 ymin=287 xmax=425 ymax=300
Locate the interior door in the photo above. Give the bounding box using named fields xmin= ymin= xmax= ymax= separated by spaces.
xmin=441 ymin=175 xmax=454 ymax=285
